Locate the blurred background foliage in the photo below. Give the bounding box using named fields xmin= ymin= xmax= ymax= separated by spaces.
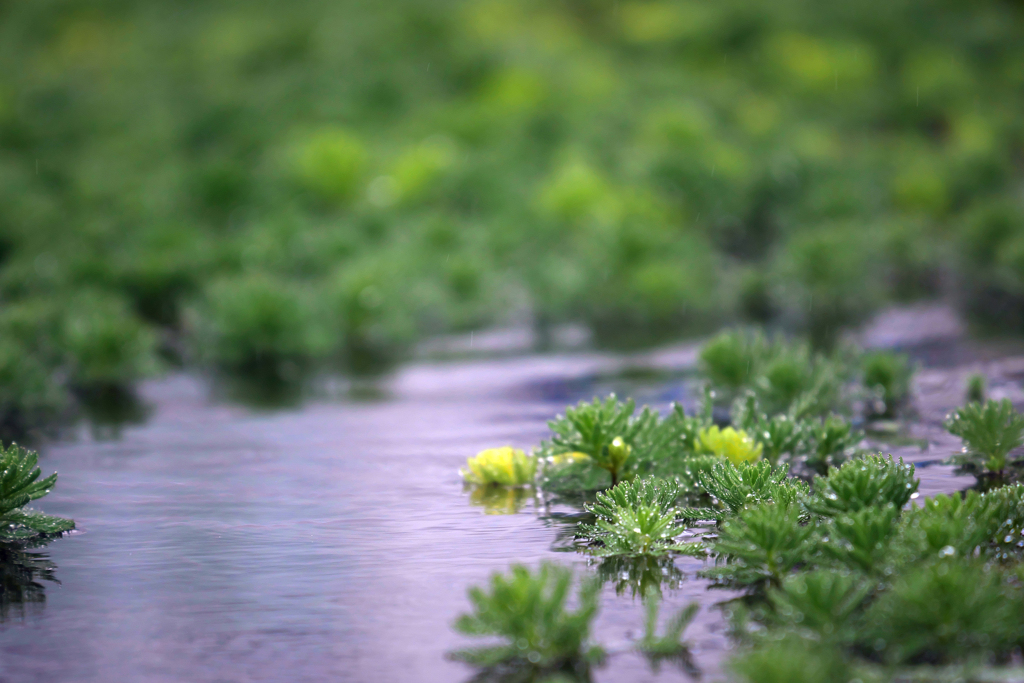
xmin=0 ymin=0 xmax=1022 ymax=427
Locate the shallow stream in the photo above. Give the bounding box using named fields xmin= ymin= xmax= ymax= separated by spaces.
xmin=1 ymin=307 xmax=1021 ymax=682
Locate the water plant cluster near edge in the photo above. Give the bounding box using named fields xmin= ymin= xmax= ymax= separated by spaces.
xmin=452 ymin=331 xmax=1024 ymax=682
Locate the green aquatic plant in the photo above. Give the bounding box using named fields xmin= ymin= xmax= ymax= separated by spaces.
xmin=819 ymin=503 xmax=902 ymax=575
xmin=805 ymin=454 xmax=918 ymax=517
xmin=800 ymin=414 xmax=862 ymax=475
xmin=544 ymin=395 xmax=657 ymax=486
xmin=703 ymin=503 xmax=818 ymax=587
xmin=451 ymin=563 xmax=603 ymax=673
xmin=61 ymin=291 xmax=159 ymax=394
xmin=699 ymin=329 xmax=770 ymax=399
xmin=966 ymin=373 xmax=987 ymax=404
xmin=944 ymin=399 xmax=1024 ymax=480
xmin=696 ymin=425 xmax=763 ymax=465
xmin=764 ymin=570 xmax=872 ymax=642
xmin=733 ymin=395 xmax=806 ymax=467
xmin=578 ymin=478 xmax=697 ymax=557
xmin=637 ymin=590 xmax=699 ymax=669
xmin=683 ymin=461 xmax=808 ymax=520
xmin=898 ymin=486 xmax=1024 ymax=562
xmin=461 ymin=447 xmax=537 ymax=487
xmin=0 ymin=444 xmax=74 ymax=540
xmin=197 ymin=273 xmax=330 ymax=379
xmin=862 ymin=350 xmax=913 ymax=419
xmin=861 ymin=560 xmax=1023 ymax=665
xmin=728 ymin=634 xmax=857 ymax=683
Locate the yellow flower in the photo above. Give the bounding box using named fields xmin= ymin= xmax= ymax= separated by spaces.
xmin=696 ymin=425 xmax=763 ymax=465
xmin=461 ymin=446 xmax=537 ymax=486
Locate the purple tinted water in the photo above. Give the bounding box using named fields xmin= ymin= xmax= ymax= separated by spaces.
xmin=0 ymin=341 xmax=990 ymax=683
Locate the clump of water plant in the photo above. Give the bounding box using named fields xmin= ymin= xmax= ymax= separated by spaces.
xmin=966 ymin=372 xmax=987 ymax=404
xmin=543 ymin=395 xmax=657 ymax=486
xmin=800 ymin=415 xmax=863 ymax=475
xmin=682 ymin=460 xmax=808 ymax=521
xmin=0 ymin=444 xmax=74 ymax=540
xmin=577 ymin=478 xmax=698 ymax=557
xmin=861 ymin=350 xmax=913 ymax=419
xmin=805 ymin=454 xmax=918 ymax=517
xmin=944 ymin=398 xmax=1024 ymax=483
xmin=702 ymin=502 xmax=818 ymax=587
xmin=450 ymin=563 xmax=603 ymax=676
xmin=461 ymin=447 xmax=537 ymax=487
xmin=636 ymin=590 xmax=699 ymax=674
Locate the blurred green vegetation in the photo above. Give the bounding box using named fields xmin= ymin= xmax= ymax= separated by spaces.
xmin=1 ymin=0 xmax=1023 ymax=428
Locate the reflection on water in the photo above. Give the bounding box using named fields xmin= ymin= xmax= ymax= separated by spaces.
xmin=595 ymin=556 xmax=685 ymax=599
xmin=460 ymin=659 xmax=597 ymax=683
xmin=0 ymin=541 xmax=59 ymax=620
xmin=466 ymin=485 xmax=537 ymax=515
xmin=77 ymin=387 xmax=151 ymax=440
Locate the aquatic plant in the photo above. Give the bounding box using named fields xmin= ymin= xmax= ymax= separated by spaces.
xmin=544 ymin=395 xmax=657 ymax=486
xmin=819 ymin=503 xmax=902 ymax=574
xmin=451 ymin=563 xmax=603 ymax=672
xmin=683 ymin=461 xmax=808 ymax=520
xmin=800 ymin=414 xmax=862 ymax=475
xmin=578 ymin=478 xmax=697 ymax=557
xmin=805 ymin=454 xmax=918 ymax=517
xmin=461 ymin=447 xmax=536 ymax=487
xmin=197 ymin=273 xmax=330 ymax=379
xmin=699 ymin=329 xmax=770 ymax=399
xmin=862 ymin=351 xmax=913 ymax=419
xmin=637 ymin=590 xmax=699 ymax=668
xmin=944 ymin=399 xmax=1024 ymax=480
xmin=61 ymin=291 xmax=159 ymax=394
xmin=0 ymin=444 xmax=74 ymax=540
xmin=696 ymin=425 xmax=763 ymax=465
xmin=764 ymin=570 xmax=871 ymax=642
xmin=703 ymin=503 xmax=818 ymax=586
xmin=861 ymin=560 xmax=1023 ymax=665
xmin=728 ymin=634 xmax=856 ymax=683
xmin=966 ymin=373 xmax=987 ymax=404
xmin=733 ymin=396 xmax=805 ymax=467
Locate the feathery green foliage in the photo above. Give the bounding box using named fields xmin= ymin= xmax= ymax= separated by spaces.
xmin=733 ymin=396 xmax=806 ymax=467
xmin=0 ymin=444 xmax=74 ymax=540
xmin=861 ymin=560 xmax=1023 ymax=665
xmin=699 ymin=330 xmax=771 ymax=400
xmin=806 ymin=454 xmax=918 ymax=517
xmin=451 ymin=563 xmax=602 ymax=672
xmin=637 ymin=590 xmax=699 ymax=662
xmin=819 ymin=504 xmax=902 ymax=575
xmin=862 ymin=351 xmax=913 ymax=419
xmin=685 ymin=461 xmax=809 ymax=520
xmin=800 ymin=415 xmax=863 ymax=475
xmin=945 ymin=399 xmax=1024 ymax=479
xmin=544 ymin=395 xmax=658 ymax=487
xmin=703 ymin=503 xmax=818 ymax=587
xmin=729 ymin=634 xmax=857 ymax=683
xmin=578 ymin=478 xmax=697 ymax=557
xmin=966 ymin=373 xmax=987 ymax=404
xmin=765 ymin=570 xmax=872 ymax=642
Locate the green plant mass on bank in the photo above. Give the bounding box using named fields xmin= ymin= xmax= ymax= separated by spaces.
xmin=1 ymin=0 xmax=1024 ymax=435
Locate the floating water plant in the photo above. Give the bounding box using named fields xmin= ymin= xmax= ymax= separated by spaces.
xmin=544 ymin=395 xmax=657 ymax=486
xmin=461 ymin=447 xmax=536 ymax=487
xmin=861 ymin=350 xmax=913 ymax=419
xmin=696 ymin=425 xmax=763 ymax=465
xmin=450 ymin=563 xmax=603 ymax=674
xmin=577 ymin=478 xmax=698 ymax=557
xmin=703 ymin=503 xmax=817 ymax=587
xmin=0 ymin=444 xmax=74 ymax=540
xmin=683 ymin=460 xmax=808 ymax=520
xmin=637 ymin=591 xmax=699 ymax=673
xmin=945 ymin=399 xmax=1024 ymax=482
xmin=805 ymin=454 xmax=918 ymax=517
xmin=966 ymin=372 xmax=987 ymax=404
xmin=801 ymin=414 xmax=862 ymax=475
